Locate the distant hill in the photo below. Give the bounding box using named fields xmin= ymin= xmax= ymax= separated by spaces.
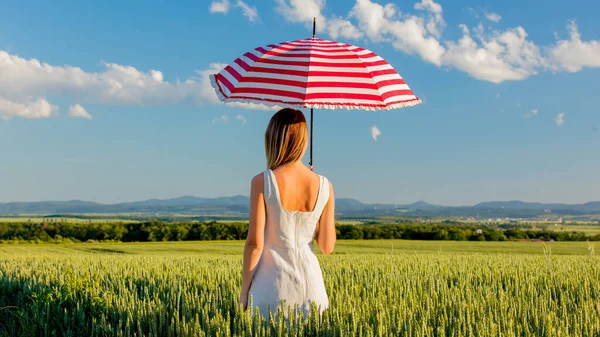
xmin=1 ymin=197 xmax=599 ymax=218
xmin=336 ymin=198 xmax=367 ymax=210
xmin=406 ymin=201 xmax=445 ymax=211
xmin=0 ymin=197 xmax=251 ymax=215
xmin=475 ymin=201 xmax=600 ymax=212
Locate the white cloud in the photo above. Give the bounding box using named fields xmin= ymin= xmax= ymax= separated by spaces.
xmin=350 ymin=0 xmax=446 ymax=66
xmin=235 ymin=1 xmax=259 ymax=22
xmin=442 ymin=25 xmax=544 ymax=83
xmin=327 ymin=17 xmax=363 ymax=40
xmin=496 ymin=93 xmax=500 ymax=99
xmin=210 ymin=0 xmax=230 ymax=14
xmin=555 ymin=113 xmax=565 ymax=127
xmin=68 ymin=104 xmax=92 ymax=119
xmin=414 ymin=0 xmax=446 ymax=38
xmin=524 ymin=109 xmax=538 ymax=118
xmin=371 ymin=125 xmax=381 ymax=141
xmin=549 ymin=20 xmax=600 ymax=72
xmin=441 ymin=20 xmax=600 ymax=83
xmin=0 ymin=50 xmax=277 ymax=120
xmin=0 ymin=97 xmax=58 ymax=119
xmin=414 ymin=0 xmax=442 ymax=14
xmin=0 ymin=50 xmax=197 ymax=106
xmin=485 ymin=12 xmax=502 ymax=23
xmin=275 ymin=0 xmax=326 ymax=33
xmin=349 ymin=0 xmax=396 ymax=42
xmin=3 ymin=4 xmax=599 ymax=124
xmin=274 ymin=0 xmax=360 ymax=41
xmin=213 ymin=115 xmax=229 ymax=124
xmin=210 ymin=0 xmax=258 ymax=22
xmin=440 ymin=19 xmax=600 ymax=82
xmin=270 ymin=1 xmax=600 ymax=83
xmin=236 ymin=115 xmax=247 ymax=125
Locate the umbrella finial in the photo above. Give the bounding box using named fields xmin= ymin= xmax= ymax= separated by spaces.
xmin=313 ymin=17 xmax=316 ymax=38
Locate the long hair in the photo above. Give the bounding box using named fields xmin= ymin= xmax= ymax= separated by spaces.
xmin=265 ymin=108 xmax=308 ymax=170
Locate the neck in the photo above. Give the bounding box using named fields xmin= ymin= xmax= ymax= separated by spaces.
xmin=276 ymin=160 xmax=304 ymax=170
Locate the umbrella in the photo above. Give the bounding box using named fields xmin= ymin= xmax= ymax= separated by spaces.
xmin=210 ymin=19 xmax=421 ymax=169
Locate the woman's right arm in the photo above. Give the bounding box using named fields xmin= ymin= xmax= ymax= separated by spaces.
xmin=239 ymin=174 xmax=266 ymax=309
xmin=316 ymin=180 xmax=336 ymax=256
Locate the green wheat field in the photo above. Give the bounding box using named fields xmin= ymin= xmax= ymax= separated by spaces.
xmin=1 ymin=241 xmax=599 ymax=336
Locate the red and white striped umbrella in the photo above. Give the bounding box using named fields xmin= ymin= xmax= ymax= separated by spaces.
xmin=210 ymin=37 xmax=421 ymax=111
xmin=210 ymin=24 xmax=421 ymax=168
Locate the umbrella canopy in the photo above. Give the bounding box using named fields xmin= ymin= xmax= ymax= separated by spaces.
xmin=210 ymin=23 xmax=421 ymax=168
xmin=210 ymin=37 xmax=421 ymax=111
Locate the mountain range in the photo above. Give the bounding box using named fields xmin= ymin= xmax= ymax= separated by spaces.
xmin=1 ymin=197 xmax=600 ymax=218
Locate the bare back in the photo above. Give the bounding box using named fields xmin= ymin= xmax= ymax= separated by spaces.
xmin=270 ymin=165 xmax=321 ymax=213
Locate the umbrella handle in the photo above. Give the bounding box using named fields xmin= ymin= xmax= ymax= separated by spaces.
xmin=309 ymin=108 xmax=313 ymax=171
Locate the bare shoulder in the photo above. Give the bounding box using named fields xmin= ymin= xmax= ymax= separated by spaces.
xmin=250 ymin=172 xmax=265 ymax=191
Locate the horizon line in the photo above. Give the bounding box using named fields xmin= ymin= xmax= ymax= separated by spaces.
xmin=1 ymin=196 xmax=599 ymax=208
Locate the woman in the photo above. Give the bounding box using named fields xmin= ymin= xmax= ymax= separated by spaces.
xmin=238 ymin=108 xmax=336 ymax=318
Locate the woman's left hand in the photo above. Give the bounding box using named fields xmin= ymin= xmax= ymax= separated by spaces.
xmin=238 ymin=292 xmax=248 ymax=310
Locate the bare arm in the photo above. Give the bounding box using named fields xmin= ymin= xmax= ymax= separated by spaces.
xmin=239 ymin=174 xmax=266 ymax=309
xmin=315 ymin=180 xmax=336 ymax=256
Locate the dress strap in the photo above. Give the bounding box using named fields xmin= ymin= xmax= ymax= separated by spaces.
xmin=263 ymin=170 xmax=278 ymax=204
xmin=315 ymin=175 xmax=330 ymax=214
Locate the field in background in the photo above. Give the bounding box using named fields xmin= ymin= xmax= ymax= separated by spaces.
xmin=0 ymin=217 xmax=366 ymax=224
xmin=1 ymin=215 xmax=600 ymax=238
xmin=0 ymin=217 xmax=140 ymax=224
xmin=0 ymin=240 xmax=597 ymax=256
xmin=552 ymin=225 xmax=600 ymax=236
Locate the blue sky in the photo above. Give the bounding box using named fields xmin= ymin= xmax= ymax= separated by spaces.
xmin=0 ymin=0 xmax=599 ymax=206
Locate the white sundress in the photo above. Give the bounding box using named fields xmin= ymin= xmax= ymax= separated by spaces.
xmin=248 ymin=169 xmax=330 ymax=318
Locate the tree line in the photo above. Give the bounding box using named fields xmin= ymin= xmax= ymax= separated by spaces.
xmin=0 ymin=221 xmax=598 ymax=244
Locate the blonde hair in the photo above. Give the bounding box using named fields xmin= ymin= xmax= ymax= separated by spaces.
xmin=265 ymin=108 xmax=308 ymax=170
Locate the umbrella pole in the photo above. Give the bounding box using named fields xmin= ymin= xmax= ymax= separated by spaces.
xmin=310 ymin=17 xmax=316 ymax=171
xmin=309 ymin=108 xmax=314 ymax=171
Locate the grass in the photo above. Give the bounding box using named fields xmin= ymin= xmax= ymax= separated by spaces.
xmin=1 ymin=240 xmax=598 ymax=336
